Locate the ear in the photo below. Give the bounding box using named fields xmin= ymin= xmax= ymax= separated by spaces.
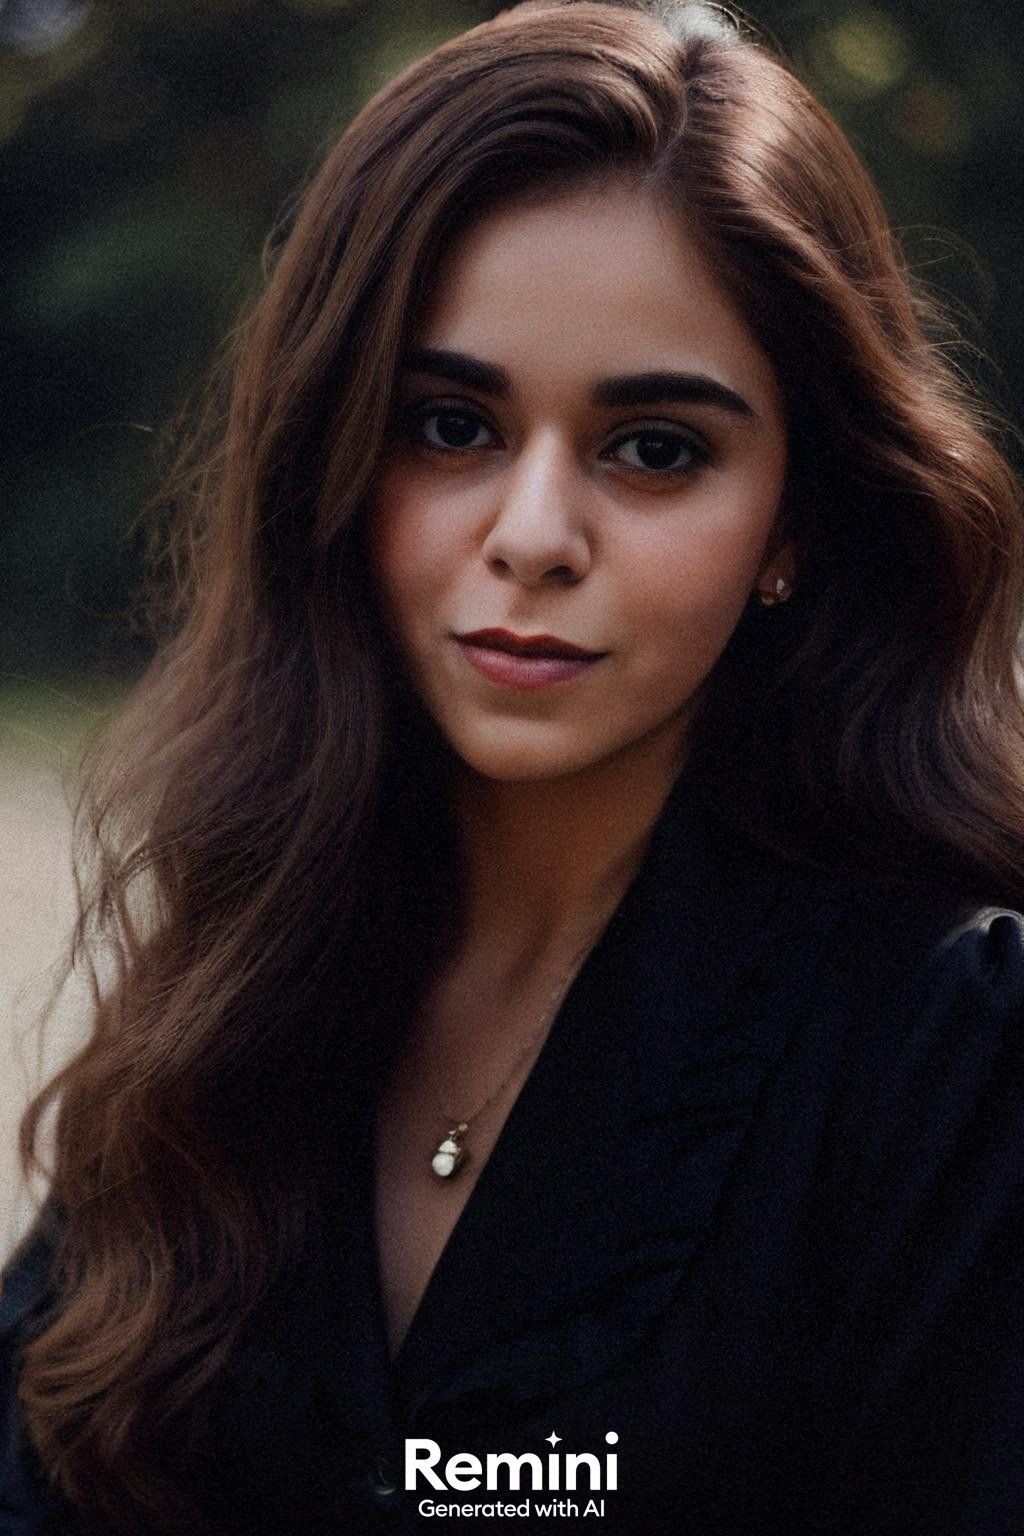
xmin=753 ymin=538 xmax=798 ymax=605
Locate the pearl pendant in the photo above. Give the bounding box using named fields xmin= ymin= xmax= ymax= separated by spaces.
xmin=431 ymin=1124 xmax=468 ymax=1179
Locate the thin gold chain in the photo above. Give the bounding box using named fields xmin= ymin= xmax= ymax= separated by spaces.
xmin=425 ymin=920 xmax=603 ymax=1131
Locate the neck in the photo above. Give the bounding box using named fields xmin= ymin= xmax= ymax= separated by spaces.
xmin=453 ymin=730 xmax=685 ymax=960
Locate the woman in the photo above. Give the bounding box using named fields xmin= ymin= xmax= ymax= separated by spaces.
xmin=3 ymin=1 xmax=1023 ymax=1532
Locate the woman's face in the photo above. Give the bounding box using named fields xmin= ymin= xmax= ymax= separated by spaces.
xmin=371 ymin=182 xmax=791 ymax=783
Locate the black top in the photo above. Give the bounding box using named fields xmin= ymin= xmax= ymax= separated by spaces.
xmin=3 ymin=776 xmax=1024 ymax=1534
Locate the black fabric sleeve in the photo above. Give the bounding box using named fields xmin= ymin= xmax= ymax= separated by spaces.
xmin=813 ymin=906 xmax=1024 ymax=1535
xmin=0 ymin=1210 xmax=76 ymax=1535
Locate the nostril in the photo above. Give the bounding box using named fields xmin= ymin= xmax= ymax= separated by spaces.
xmin=483 ymin=548 xmax=586 ymax=586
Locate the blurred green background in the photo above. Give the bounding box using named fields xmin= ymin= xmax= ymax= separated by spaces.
xmin=1 ymin=0 xmax=1021 ymax=707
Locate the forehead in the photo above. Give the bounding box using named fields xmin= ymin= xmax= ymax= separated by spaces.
xmin=414 ymin=182 xmax=782 ymax=416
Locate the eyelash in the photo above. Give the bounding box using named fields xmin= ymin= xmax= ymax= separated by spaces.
xmin=401 ymin=399 xmax=711 ymax=479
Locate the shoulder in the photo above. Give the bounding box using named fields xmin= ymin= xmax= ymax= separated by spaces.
xmin=647 ymin=781 xmax=1024 ymax=1050
xmin=824 ymin=874 xmax=1024 ymax=1027
xmin=1 ymin=1207 xmax=60 ymax=1346
xmin=705 ymin=838 xmax=1024 ymax=1134
xmin=794 ymin=868 xmax=1024 ymax=1090
xmin=1 ymin=1208 xmax=69 ymax=1533
xmin=916 ymin=902 xmax=1024 ymax=1004
xmin=892 ymin=896 xmax=1024 ymax=1115
xmin=795 ymin=882 xmax=1024 ymax=1234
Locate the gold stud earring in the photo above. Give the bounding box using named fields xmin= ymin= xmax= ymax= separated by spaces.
xmin=757 ymin=576 xmax=792 ymax=606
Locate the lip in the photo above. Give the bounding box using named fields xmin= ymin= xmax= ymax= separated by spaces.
xmin=453 ymin=628 xmax=606 ymax=691
xmin=457 ymin=628 xmax=602 ymax=659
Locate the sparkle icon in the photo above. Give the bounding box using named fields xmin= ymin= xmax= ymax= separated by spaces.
xmin=545 ymin=1431 xmax=562 ymax=1448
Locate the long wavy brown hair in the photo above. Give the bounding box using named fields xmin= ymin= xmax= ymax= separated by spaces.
xmin=16 ymin=1 xmax=1024 ymax=1530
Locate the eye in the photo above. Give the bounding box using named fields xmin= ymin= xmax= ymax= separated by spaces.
xmin=411 ymin=402 xmax=497 ymax=452
xmin=604 ymin=425 xmax=709 ymax=476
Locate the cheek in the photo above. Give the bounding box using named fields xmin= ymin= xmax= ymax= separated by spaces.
xmin=622 ymin=511 xmax=771 ymax=624
xmin=368 ymin=478 xmax=444 ymax=631
xmin=616 ymin=503 xmax=777 ymax=677
xmin=370 ymin=455 xmax=487 ymax=582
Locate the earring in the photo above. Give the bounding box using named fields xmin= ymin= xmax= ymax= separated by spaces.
xmin=757 ymin=576 xmax=792 ymax=606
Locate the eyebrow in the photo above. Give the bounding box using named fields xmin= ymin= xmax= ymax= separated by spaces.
xmin=401 ymin=347 xmax=755 ymax=419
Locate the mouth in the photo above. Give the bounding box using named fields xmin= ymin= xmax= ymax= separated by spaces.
xmin=456 ymin=628 xmax=603 ymax=660
xmin=452 ymin=629 xmax=607 ymax=691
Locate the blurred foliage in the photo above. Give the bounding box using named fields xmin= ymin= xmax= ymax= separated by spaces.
xmin=1 ymin=0 xmax=1021 ymax=684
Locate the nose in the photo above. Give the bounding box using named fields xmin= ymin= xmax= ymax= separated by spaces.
xmin=481 ymin=432 xmax=592 ymax=587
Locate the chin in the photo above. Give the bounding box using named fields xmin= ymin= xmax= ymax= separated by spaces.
xmin=445 ymin=718 xmax=678 ymax=786
xmin=454 ymin=747 xmax=593 ymax=784
xmin=443 ymin=723 xmax=607 ymax=784
xmin=434 ymin=703 xmax=693 ymax=787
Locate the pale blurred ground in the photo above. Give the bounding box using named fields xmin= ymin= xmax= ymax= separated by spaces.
xmin=0 ymin=682 xmax=114 ymax=1262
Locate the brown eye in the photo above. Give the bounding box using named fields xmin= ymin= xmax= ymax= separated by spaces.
xmin=607 ymin=427 xmax=709 ymax=475
xmin=418 ymin=407 xmax=495 ymax=451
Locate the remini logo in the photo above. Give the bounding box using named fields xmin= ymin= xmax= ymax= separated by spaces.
xmin=404 ymin=1431 xmax=619 ymax=1519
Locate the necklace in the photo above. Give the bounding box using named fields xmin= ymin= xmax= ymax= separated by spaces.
xmin=425 ymin=910 xmax=618 ymax=1181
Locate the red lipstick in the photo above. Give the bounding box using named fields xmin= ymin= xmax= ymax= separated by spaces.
xmin=454 ymin=628 xmax=605 ymax=691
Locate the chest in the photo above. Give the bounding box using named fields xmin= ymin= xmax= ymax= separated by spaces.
xmin=372 ymin=1007 xmax=551 ymax=1358
xmin=365 ymin=835 xmax=807 ymax=1369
